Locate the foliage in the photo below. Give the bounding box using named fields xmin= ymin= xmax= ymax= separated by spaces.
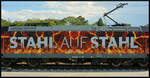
xmin=92 ymin=18 xmax=106 ymax=26
xmin=145 ymin=24 xmax=149 ymax=26
xmin=97 ymin=18 xmax=106 ymax=26
xmin=1 ymin=19 xmax=11 ymax=27
xmin=1 ymin=16 xmax=135 ymax=27
xmin=10 ymin=21 xmax=24 ymax=26
xmin=63 ymin=16 xmax=88 ymax=25
xmin=123 ymin=23 xmax=131 ymax=26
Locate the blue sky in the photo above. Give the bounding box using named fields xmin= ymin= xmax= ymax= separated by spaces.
xmin=2 ymin=1 xmax=149 ymax=26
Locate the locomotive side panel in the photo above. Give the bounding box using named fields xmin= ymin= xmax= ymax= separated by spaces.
xmin=1 ymin=31 xmax=149 ymax=58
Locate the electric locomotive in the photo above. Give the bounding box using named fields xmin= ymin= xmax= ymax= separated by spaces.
xmin=1 ymin=25 xmax=149 ymax=67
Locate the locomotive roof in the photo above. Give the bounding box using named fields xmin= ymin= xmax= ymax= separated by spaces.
xmin=1 ymin=25 xmax=149 ymax=32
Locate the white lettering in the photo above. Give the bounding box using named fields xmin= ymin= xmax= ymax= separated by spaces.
xmin=38 ymin=37 xmax=48 ymax=48
xmin=91 ymin=37 xmax=98 ymax=48
xmin=27 ymin=37 xmax=36 ymax=48
xmin=99 ymin=37 xmax=108 ymax=48
xmin=61 ymin=37 xmax=70 ymax=48
xmin=10 ymin=37 xmax=17 ymax=48
xmin=18 ymin=37 xmax=27 ymax=48
xmin=108 ymin=37 xmax=117 ymax=48
xmin=131 ymin=37 xmax=138 ymax=48
xmin=119 ymin=37 xmax=129 ymax=48
xmin=80 ymin=37 xmax=88 ymax=49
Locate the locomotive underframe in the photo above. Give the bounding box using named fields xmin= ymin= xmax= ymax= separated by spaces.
xmin=1 ymin=54 xmax=149 ymax=67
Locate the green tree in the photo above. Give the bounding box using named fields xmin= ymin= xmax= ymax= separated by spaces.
xmin=63 ymin=16 xmax=89 ymax=25
xmin=75 ymin=16 xmax=88 ymax=25
xmin=1 ymin=19 xmax=11 ymax=27
xmin=44 ymin=19 xmax=57 ymax=26
xmin=54 ymin=19 xmax=65 ymax=25
xmin=97 ymin=18 xmax=106 ymax=26
xmin=123 ymin=23 xmax=131 ymax=26
xmin=49 ymin=20 xmax=57 ymax=26
xmin=10 ymin=21 xmax=24 ymax=26
xmin=26 ymin=18 xmax=42 ymax=23
xmin=63 ymin=16 xmax=76 ymax=25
